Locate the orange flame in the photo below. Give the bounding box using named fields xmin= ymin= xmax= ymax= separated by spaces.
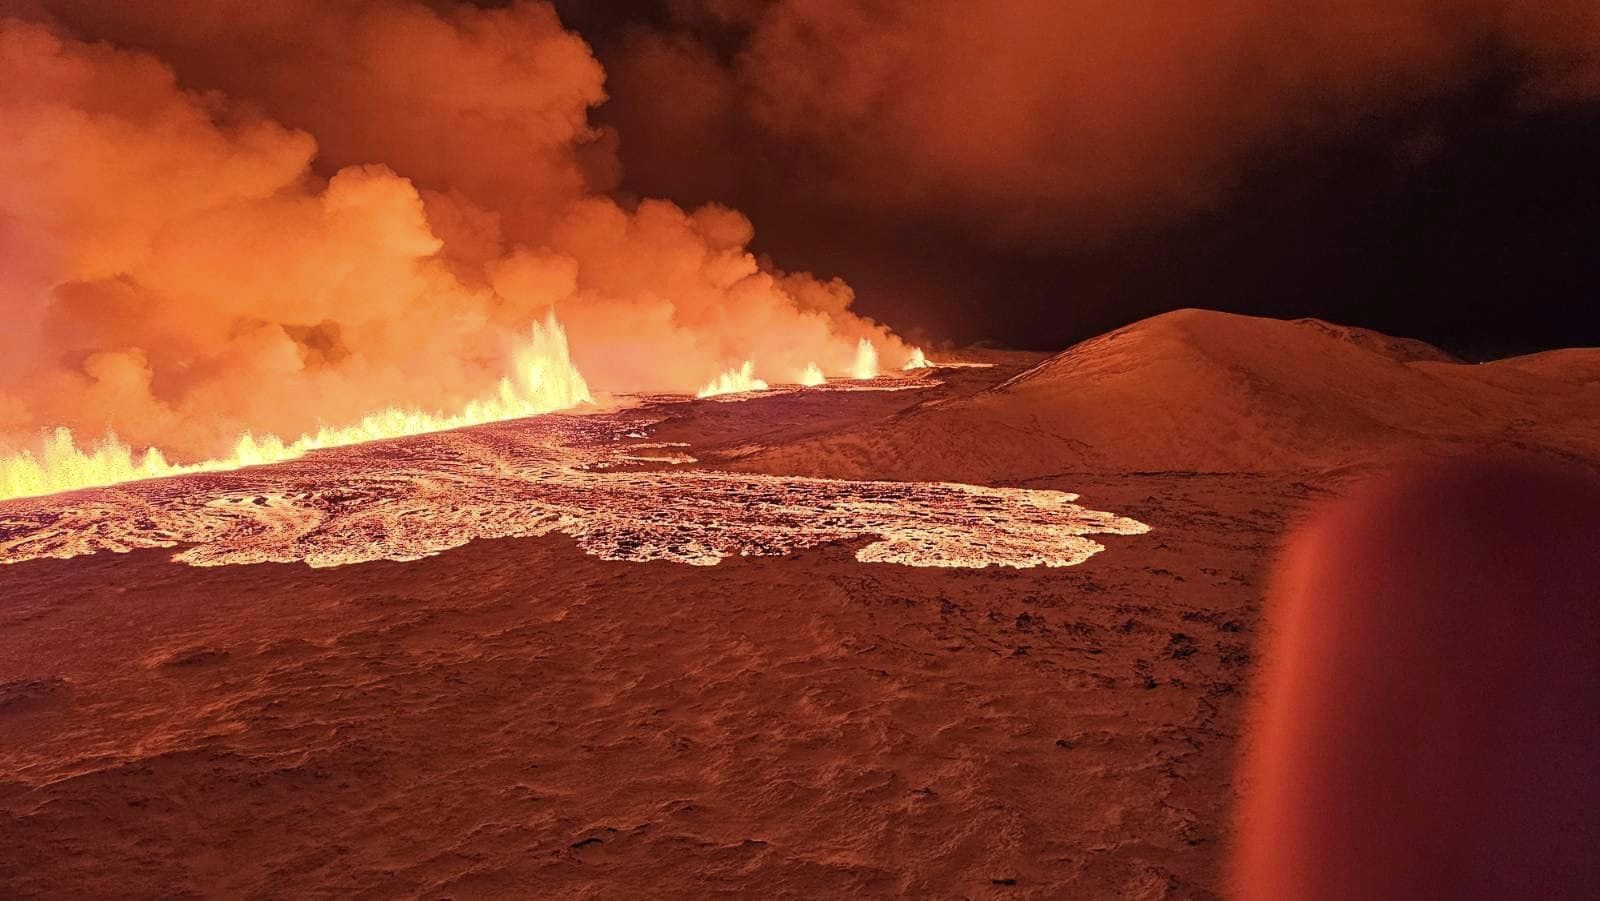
xmin=696 ymin=361 xmax=769 ymax=398
xmin=852 ymin=338 xmax=880 ymax=379
xmin=0 ymin=313 xmax=591 ymax=502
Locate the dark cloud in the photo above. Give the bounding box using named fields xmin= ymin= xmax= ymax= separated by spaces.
xmin=573 ymin=0 xmax=1600 ymax=353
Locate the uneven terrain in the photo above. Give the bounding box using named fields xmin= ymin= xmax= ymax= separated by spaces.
xmin=3 ymin=312 xmax=1596 ymax=898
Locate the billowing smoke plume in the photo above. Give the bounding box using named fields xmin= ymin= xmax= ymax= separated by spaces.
xmin=0 ymin=1 xmax=912 ymax=463
xmin=599 ymin=0 xmax=1600 ymax=244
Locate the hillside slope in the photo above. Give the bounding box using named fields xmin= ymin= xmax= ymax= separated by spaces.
xmin=732 ymin=309 xmax=1600 ymax=480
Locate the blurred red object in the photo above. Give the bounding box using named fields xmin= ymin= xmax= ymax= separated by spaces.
xmin=1235 ymin=456 xmax=1600 ymax=899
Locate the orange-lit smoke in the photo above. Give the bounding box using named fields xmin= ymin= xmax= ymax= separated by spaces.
xmin=603 ymin=0 xmax=1600 ymax=245
xmin=0 ymin=2 xmax=918 ymax=483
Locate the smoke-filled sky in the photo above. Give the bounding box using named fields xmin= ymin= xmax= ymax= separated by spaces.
xmin=0 ymin=0 xmax=914 ymax=459
xmin=557 ymin=0 xmax=1600 ymax=357
xmin=3 ymin=1 xmax=1599 ymax=461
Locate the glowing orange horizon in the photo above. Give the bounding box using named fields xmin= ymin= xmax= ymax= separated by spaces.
xmin=1 ymin=321 xmax=939 ymax=503
xmin=694 ymin=343 xmax=932 ymax=398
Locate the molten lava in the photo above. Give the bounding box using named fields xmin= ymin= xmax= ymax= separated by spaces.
xmin=696 ymin=361 xmax=769 ymax=398
xmin=852 ymin=339 xmax=881 ymax=379
xmin=0 ymin=407 xmax=1150 ymax=570
xmin=0 ymin=314 xmax=591 ymax=502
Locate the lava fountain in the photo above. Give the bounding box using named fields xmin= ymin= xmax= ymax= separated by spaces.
xmin=0 ymin=314 xmax=591 ymax=502
xmin=697 ymin=361 xmax=769 ymax=398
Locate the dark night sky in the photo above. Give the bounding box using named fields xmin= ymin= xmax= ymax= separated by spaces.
xmin=551 ymin=1 xmax=1600 ymax=359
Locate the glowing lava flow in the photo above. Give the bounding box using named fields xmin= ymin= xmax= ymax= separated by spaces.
xmin=697 ymin=361 xmax=769 ymax=398
xmin=0 ymin=313 xmax=591 ymax=502
xmin=0 ymin=410 xmax=1150 ymax=570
